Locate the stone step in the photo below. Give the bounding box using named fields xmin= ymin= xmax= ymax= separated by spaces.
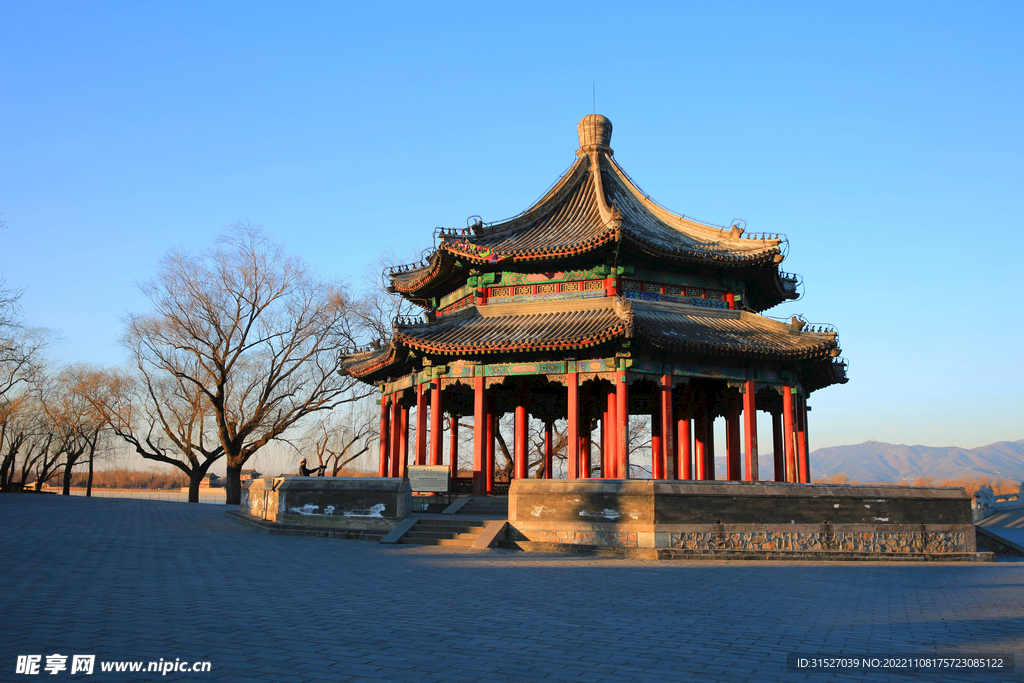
xmin=413 ymin=523 xmax=486 ymax=533
xmin=393 ymin=516 xmax=493 ymax=547
xmin=398 ymin=537 xmax=476 ymax=547
xmin=461 ymin=504 xmax=507 ymax=514
xmin=403 ymin=530 xmax=481 ymax=541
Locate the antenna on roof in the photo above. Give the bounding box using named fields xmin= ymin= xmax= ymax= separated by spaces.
xmin=592 ymin=82 xmax=596 ymax=114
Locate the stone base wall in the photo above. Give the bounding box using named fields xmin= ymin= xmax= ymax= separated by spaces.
xmin=521 ymin=528 xmax=639 ymax=547
xmin=507 ymin=480 xmax=977 ymax=556
xmin=241 ymin=477 xmax=411 ymax=531
xmin=667 ymin=525 xmax=972 ymax=554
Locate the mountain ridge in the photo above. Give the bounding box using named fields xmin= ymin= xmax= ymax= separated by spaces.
xmin=805 ymin=438 xmax=1024 ymax=483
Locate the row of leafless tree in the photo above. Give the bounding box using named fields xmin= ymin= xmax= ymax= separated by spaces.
xmin=819 ymin=472 xmax=1019 ymax=496
xmin=65 ymin=468 xmax=191 ymax=490
xmin=1 ymin=223 xmax=405 ymax=503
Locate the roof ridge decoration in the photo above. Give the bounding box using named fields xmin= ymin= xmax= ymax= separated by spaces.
xmin=612 ymin=295 xmax=634 ymax=339
xmin=578 ymin=114 xmax=622 ymax=234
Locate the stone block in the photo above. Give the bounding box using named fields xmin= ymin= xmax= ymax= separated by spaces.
xmin=240 ymin=477 xmax=411 ymax=531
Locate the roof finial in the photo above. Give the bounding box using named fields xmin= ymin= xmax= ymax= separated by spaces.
xmin=577 ymin=114 xmax=612 ymax=153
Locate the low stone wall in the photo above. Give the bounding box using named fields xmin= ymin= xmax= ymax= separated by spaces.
xmin=507 ymin=480 xmax=977 ymax=557
xmin=241 ymin=477 xmax=411 ymax=532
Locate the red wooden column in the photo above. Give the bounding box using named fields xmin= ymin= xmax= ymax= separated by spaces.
xmin=473 ymin=374 xmax=486 ymax=495
xmin=783 ymin=385 xmax=797 ymax=483
xmin=616 ymin=368 xmax=629 ymax=479
xmin=725 ymin=394 xmax=742 ymax=481
xmin=514 ymin=387 xmax=529 ymax=480
xmin=772 ymin=411 xmax=785 ymax=482
xmin=429 ymin=380 xmax=442 ymax=466
xmin=567 ymin=367 xmax=579 ymax=479
xmin=415 ymin=382 xmax=428 ymax=466
xmin=661 ymin=375 xmax=675 ymax=480
xmin=486 ymin=410 xmax=496 ymax=492
xmin=705 ymin=416 xmax=716 ymax=480
xmin=399 ymin=404 xmax=410 ymax=478
xmin=389 ymin=396 xmax=402 ymax=478
xmin=651 ymin=404 xmax=663 ymax=480
xmin=803 ymin=401 xmax=811 ymax=482
xmin=543 ymin=421 xmax=553 ymax=479
xmin=676 ymin=390 xmax=692 ymax=480
xmin=378 ymin=393 xmax=391 ymax=477
xmin=580 ymin=398 xmax=592 ymax=479
xmin=797 ymin=395 xmax=810 ymax=483
xmin=693 ymin=390 xmax=708 ymax=480
xmin=743 ymin=380 xmax=759 ymax=482
xmin=449 ymin=415 xmax=459 ymax=479
xmin=605 ymin=387 xmax=617 ymax=478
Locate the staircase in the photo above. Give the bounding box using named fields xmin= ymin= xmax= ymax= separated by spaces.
xmin=399 ymin=519 xmax=489 ymax=547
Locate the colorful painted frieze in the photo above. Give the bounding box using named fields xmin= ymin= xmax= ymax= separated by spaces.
xmin=574 ymin=358 xmax=617 ymax=373
xmin=623 ymin=290 xmax=730 ymax=309
xmin=484 ymin=361 xmax=567 ymax=377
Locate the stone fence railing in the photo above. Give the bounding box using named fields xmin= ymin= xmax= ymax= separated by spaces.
xmin=973 ymin=484 xmax=1024 ymax=522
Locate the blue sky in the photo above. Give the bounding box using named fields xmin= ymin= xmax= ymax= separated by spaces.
xmin=1 ymin=1 xmax=1022 ymax=450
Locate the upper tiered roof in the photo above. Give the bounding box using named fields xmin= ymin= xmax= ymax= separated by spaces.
xmin=390 ymin=115 xmax=796 ymax=310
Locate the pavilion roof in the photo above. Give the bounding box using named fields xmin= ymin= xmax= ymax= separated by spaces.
xmin=342 ymin=297 xmax=840 ymax=383
xmin=390 ymin=115 xmax=785 ymax=300
xmin=632 ymin=301 xmax=839 ymax=359
xmin=395 ymin=298 xmax=631 ymax=356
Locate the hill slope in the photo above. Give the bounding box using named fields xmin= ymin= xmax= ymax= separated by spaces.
xmin=807 ymin=439 xmax=1024 ymax=483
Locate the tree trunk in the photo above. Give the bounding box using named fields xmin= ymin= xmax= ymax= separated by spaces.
xmin=225 ymin=461 xmax=243 ymax=505
xmin=86 ymin=451 xmax=95 ymax=497
xmin=0 ymin=450 xmax=12 ymax=491
xmin=494 ymin=430 xmax=514 ymax=482
xmin=61 ymin=457 xmax=79 ymax=496
xmin=188 ymin=473 xmax=202 ymax=503
xmin=186 ymin=460 xmax=216 ymax=503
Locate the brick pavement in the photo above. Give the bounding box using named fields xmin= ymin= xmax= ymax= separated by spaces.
xmin=1 ymin=495 xmax=1021 ymax=683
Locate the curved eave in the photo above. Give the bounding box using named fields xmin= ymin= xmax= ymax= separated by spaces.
xmin=394 ymin=299 xmax=630 ymax=356
xmin=744 ymin=268 xmax=800 ymax=313
xmin=601 ymin=155 xmax=783 ymax=267
xmin=631 ymin=302 xmax=840 ymax=362
xmin=621 ymin=231 xmax=782 ymax=269
xmin=440 ymin=228 xmax=618 ymax=265
xmin=636 ymin=329 xmax=838 ymax=360
xmin=341 ymin=344 xmax=406 ymax=383
xmin=804 ymin=358 xmax=850 ymax=393
xmin=397 ymin=326 xmax=627 ymax=356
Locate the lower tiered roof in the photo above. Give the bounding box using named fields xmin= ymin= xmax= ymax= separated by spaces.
xmin=342 ymin=297 xmax=842 ymax=385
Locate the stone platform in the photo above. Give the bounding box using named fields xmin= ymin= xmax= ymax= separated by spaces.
xmin=506 ymin=479 xmax=990 ymax=561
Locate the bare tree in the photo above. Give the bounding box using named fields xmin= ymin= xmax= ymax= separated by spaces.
xmin=36 ymin=365 xmax=108 ymax=496
xmin=124 ymin=223 xmax=371 ymax=504
xmin=0 ymin=391 xmax=37 ymax=490
xmin=20 ymin=387 xmax=63 ymax=491
xmin=0 ymin=288 xmax=51 ymax=405
xmin=303 ymin=397 xmax=375 ymax=476
xmin=83 ymin=363 xmax=226 ymax=503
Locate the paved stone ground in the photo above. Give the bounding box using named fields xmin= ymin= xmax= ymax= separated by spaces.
xmin=2 ymin=496 xmax=1022 ymax=683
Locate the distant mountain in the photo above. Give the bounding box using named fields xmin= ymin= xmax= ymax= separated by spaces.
xmin=806 ymin=439 xmax=1024 ymax=483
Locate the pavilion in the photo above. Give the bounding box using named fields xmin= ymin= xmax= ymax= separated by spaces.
xmin=342 ymin=115 xmax=848 ymax=494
